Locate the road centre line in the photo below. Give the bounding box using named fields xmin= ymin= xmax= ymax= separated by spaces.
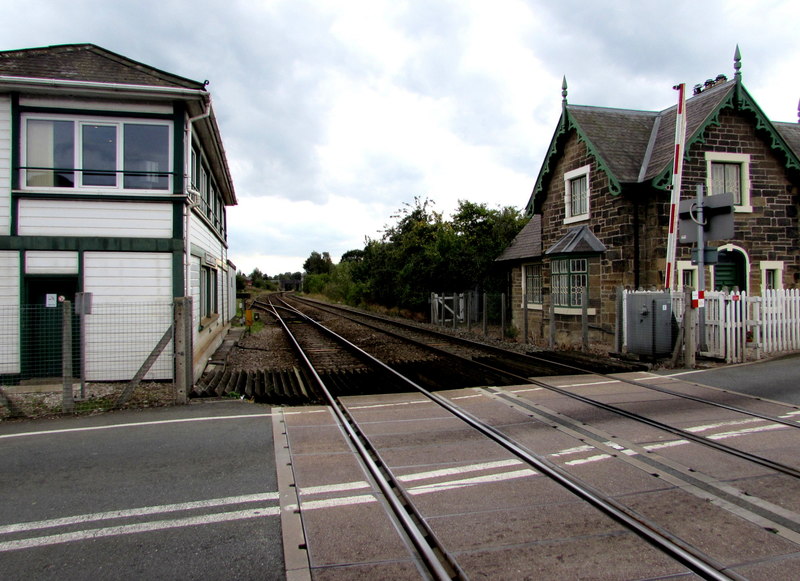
xmin=0 ymin=493 xmax=279 ymax=536
xmin=0 ymin=508 xmax=279 ymax=553
xmin=0 ymin=413 xmax=272 ymax=440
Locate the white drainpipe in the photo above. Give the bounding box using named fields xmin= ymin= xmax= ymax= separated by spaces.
xmin=184 ymin=94 xmax=212 ymax=302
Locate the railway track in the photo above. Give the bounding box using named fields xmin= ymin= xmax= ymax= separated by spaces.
xmin=259 ymin=295 xmax=800 ymax=579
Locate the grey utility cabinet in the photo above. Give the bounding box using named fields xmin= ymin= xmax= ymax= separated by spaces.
xmin=626 ymin=293 xmax=673 ymax=357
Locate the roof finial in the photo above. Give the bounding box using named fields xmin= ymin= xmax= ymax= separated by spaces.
xmin=733 ymin=44 xmax=742 ymax=80
xmin=562 ymin=76 xmax=568 ymax=107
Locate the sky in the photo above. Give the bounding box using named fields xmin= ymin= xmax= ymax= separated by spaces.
xmin=3 ymin=0 xmax=800 ymax=275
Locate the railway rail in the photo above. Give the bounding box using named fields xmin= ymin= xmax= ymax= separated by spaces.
xmin=268 ymin=298 xmax=737 ymax=579
xmin=256 ymin=295 xmax=800 ymax=579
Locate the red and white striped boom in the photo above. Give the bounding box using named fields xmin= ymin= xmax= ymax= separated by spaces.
xmin=664 ymin=83 xmax=687 ymax=291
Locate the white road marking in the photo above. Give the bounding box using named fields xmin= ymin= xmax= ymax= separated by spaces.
xmin=550 ymin=445 xmax=595 ymax=457
xmin=564 ymin=454 xmax=612 ymax=466
xmin=0 ymin=508 xmax=279 ymax=553
xmin=287 ymin=494 xmax=376 ymax=511
xmin=644 ymin=440 xmax=690 ymax=451
xmin=556 ymin=380 xmax=619 ymax=388
xmin=348 ymin=400 xmax=431 ymax=410
xmin=299 ymin=481 xmax=371 ymax=496
xmin=708 ymin=423 xmax=786 ymax=440
xmin=0 ymin=413 xmax=271 ymax=440
xmin=397 ymin=459 xmax=523 ymax=482
xmin=407 ymin=469 xmax=536 ymax=494
xmin=0 ymin=493 xmax=279 ymax=535
xmin=685 ymin=418 xmax=766 ymax=433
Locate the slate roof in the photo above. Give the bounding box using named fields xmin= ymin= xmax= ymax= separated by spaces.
xmin=567 ymin=80 xmax=738 ymax=187
xmin=641 ymin=80 xmax=738 ymax=182
xmin=568 ymin=106 xmax=657 ymax=183
xmin=495 ymin=215 xmax=541 ymax=262
xmin=544 ymin=225 xmax=606 ymax=255
xmin=775 ymin=121 xmax=800 ymax=158
xmin=528 ymin=74 xmax=800 ymax=216
xmin=0 ymin=44 xmax=205 ymax=90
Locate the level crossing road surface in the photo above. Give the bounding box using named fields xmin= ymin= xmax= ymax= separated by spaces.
xmin=659 ymin=353 xmax=800 ymax=405
xmin=0 ymin=401 xmax=284 ymax=581
xmin=279 ymin=375 xmax=800 ymax=579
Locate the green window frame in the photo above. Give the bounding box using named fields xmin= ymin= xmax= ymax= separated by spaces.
xmin=552 ymin=257 xmax=588 ymax=307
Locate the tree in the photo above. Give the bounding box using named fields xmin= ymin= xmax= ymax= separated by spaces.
xmin=235 ymin=270 xmax=248 ymax=292
xmin=450 ymin=200 xmax=527 ymax=292
xmin=308 ymin=197 xmax=527 ymax=315
xmin=303 ymin=251 xmax=334 ymax=275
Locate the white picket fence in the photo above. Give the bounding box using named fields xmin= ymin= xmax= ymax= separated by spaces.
xmin=623 ymin=289 xmax=800 ymax=363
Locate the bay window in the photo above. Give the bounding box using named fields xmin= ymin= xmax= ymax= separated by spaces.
xmin=552 ymin=257 xmax=588 ymax=307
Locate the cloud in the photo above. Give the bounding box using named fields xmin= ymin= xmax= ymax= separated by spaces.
xmin=3 ymin=0 xmax=800 ymax=276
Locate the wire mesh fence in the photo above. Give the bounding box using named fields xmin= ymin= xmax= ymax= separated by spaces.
xmin=0 ymin=300 xmax=179 ymax=418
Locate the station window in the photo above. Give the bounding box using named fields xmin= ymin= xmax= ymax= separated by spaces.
xmin=563 ymin=165 xmax=590 ymax=223
xmin=705 ymin=152 xmax=751 ymax=212
xmin=524 ymin=264 xmax=543 ymax=305
xmin=23 ymin=116 xmax=171 ymax=190
xmin=552 ymin=257 xmax=588 ymax=307
xmin=760 ymin=261 xmax=784 ymax=293
xmin=200 ymin=266 xmax=218 ymax=321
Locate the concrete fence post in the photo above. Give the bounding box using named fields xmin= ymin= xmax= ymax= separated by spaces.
xmin=174 ymin=297 xmax=193 ymax=404
xmin=62 ymin=300 xmax=75 ymax=413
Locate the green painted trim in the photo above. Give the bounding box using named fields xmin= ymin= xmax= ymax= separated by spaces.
xmin=10 ymin=94 xmax=20 ymax=192
xmin=528 ymin=112 xmax=568 ymax=215
xmin=12 ymin=191 xmax=184 ymax=203
xmin=16 ymin=249 xmax=23 ymax=301
xmin=0 ymin=236 xmax=182 ymax=252
xmin=19 ymin=105 xmax=174 ymax=121
xmin=172 ymin=250 xmax=184 ymax=298
xmin=527 ymin=109 xmax=622 ymax=216
xmin=172 ymin=101 xmax=186 ymax=195
xmin=78 ymin=251 xmax=84 ymax=292
xmin=651 ymin=80 xmax=800 ymax=190
xmin=736 ymin=84 xmax=800 ymax=172
xmin=568 ymin=115 xmax=622 ymax=196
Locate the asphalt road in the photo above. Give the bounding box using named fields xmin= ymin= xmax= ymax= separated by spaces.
xmin=661 ymin=353 xmax=800 ymax=405
xmin=0 ymin=401 xmax=284 ymax=581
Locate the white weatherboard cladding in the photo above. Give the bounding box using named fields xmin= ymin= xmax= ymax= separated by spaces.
xmin=190 ymin=255 xmax=201 ymax=331
xmin=190 ymin=214 xmax=227 ymax=323
xmin=83 ymin=252 xmax=173 ymax=380
xmin=25 ymin=251 xmax=79 ymax=274
xmin=0 ymin=95 xmax=10 ymax=236
xmin=189 ymin=215 xmax=224 ymax=259
xmin=0 ymin=252 xmax=20 ymax=373
xmin=17 ymin=200 xmax=173 ymax=237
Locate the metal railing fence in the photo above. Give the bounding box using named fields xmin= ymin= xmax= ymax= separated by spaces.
xmin=430 ymin=292 xmax=513 ymax=339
